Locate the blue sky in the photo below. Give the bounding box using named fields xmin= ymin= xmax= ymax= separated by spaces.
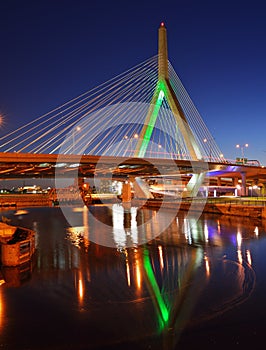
xmin=0 ymin=0 xmax=266 ymax=164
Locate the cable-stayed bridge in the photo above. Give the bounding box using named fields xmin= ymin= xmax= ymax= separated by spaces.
xmin=0 ymin=26 xmax=222 ymax=161
xmin=1 ymin=24 xmax=223 ymax=161
xmin=0 ymin=23 xmax=265 ymax=197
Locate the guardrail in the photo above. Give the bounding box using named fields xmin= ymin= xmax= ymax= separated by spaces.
xmin=206 ymin=198 xmax=266 ymax=207
xmin=147 ymin=197 xmax=266 ymax=207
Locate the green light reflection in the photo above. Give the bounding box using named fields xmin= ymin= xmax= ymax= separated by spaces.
xmin=143 ymin=248 xmax=169 ymax=329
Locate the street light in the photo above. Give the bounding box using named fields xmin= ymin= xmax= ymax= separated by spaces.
xmin=203 ymin=138 xmax=212 ymax=161
xmin=124 ymin=133 xmax=138 ymax=156
xmin=72 ymin=126 xmax=81 ymax=153
xmin=236 ymin=143 xmax=248 ymax=164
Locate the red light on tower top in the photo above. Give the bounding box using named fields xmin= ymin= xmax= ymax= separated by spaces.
xmin=160 ymin=22 xmax=165 ymax=27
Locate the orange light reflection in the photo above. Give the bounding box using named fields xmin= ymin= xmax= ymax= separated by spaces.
xmin=204 ymin=254 xmax=210 ymax=277
xmin=246 ymin=250 xmax=252 ymax=265
xmin=135 ymin=259 xmax=141 ymax=290
xmin=237 ymin=249 xmax=243 ymax=265
xmin=0 ymin=288 xmax=4 ymax=330
xmin=78 ymin=278 xmax=84 ymax=301
xmin=158 ymin=245 xmax=164 ymax=270
xmin=125 ymin=250 xmax=131 ymax=287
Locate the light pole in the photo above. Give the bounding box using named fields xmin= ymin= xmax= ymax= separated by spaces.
xmin=72 ymin=126 xmax=81 ymax=153
xmin=236 ymin=143 xmax=248 ymax=164
xmin=132 ymin=133 xmax=138 ymax=155
xmin=124 ymin=135 xmax=130 ymax=156
xmin=203 ymin=138 xmax=212 ymax=161
xmin=124 ymin=133 xmax=138 ymax=156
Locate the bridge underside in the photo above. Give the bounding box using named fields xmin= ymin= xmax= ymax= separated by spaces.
xmin=0 ymin=153 xmax=204 ymax=179
xmin=0 ymin=153 xmax=265 ymax=188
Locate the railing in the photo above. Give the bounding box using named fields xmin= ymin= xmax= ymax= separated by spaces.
xmin=147 ymin=196 xmax=266 ymax=207
xmin=186 ymin=197 xmax=266 ymax=207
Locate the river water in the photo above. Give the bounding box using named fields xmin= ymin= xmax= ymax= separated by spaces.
xmin=0 ymin=204 xmax=265 ymax=349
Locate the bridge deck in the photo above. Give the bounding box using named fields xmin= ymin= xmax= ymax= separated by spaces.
xmin=0 ymin=152 xmax=265 ymax=181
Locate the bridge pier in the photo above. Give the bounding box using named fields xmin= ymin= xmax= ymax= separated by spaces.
xmin=121 ymin=182 xmax=132 ymax=203
xmin=131 ymin=177 xmax=153 ymax=200
xmin=184 ymin=172 xmax=207 ymax=198
xmin=240 ymin=171 xmax=247 ymax=196
xmin=121 ymin=177 xmax=154 ymax=204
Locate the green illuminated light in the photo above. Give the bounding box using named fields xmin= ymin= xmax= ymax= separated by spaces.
xmin=143 ymin=249 xmax=169 ymax=325
xmin=158 ymin=89 xmax=164 ymax=101
xmin=137 ymin=80 xmax=167 ymax=157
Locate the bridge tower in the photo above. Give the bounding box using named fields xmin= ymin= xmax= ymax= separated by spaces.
xmin=134 ymin=22 xmax=202 ymax=161
xmin=134 ymin=23 xmax=205 ymax=196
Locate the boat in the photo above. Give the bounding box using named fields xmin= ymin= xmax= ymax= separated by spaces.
xmin=0 ymin=222 xmax=35 ymax=266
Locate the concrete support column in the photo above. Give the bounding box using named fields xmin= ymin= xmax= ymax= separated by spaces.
xmin=233 ymin=177 xmax=239 ymax=186
xmin=217 ymin=177 xmax=221 ymax=186
xmin=240 ymin=172 xmax=247 ymax=196
xmin=131 ymin=177 xmax=153 ymax=199
xmin=184 ymin=172 xmax=206 ymax=198
xmin=122 ymin=182 xmax=132 ymax=203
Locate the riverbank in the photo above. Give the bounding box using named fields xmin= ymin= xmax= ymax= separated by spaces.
xmin=0 ymin=192 xmax=119 ymax=209
xmin=143 ymin=197 xmax=266 ymax=219
xmin=1 ymin=193 xmax=266 ymax=219
xmin=0 ymin=193 xmax=51 ymax=209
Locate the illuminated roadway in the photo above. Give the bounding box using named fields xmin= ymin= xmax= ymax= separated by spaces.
xmin=0 ymin=152 xmax=266 ymax=184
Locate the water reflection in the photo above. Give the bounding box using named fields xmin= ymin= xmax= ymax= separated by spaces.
xmin=0 ymin=287 xmax=4 ymax=330
xmin=0 ymin=206 xmax=264 ymax=349
xmin=112 ymin=204 xmax=139 ymax=248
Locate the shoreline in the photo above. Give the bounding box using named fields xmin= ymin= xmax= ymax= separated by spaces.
xmin=143 ymin=197 xmax=266 ymax=219
xmin=1 ymin=193 xmax=266 ymax=219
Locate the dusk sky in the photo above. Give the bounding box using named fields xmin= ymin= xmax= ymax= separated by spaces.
xmin=1 ymin=0 xmax=266 ymax=164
